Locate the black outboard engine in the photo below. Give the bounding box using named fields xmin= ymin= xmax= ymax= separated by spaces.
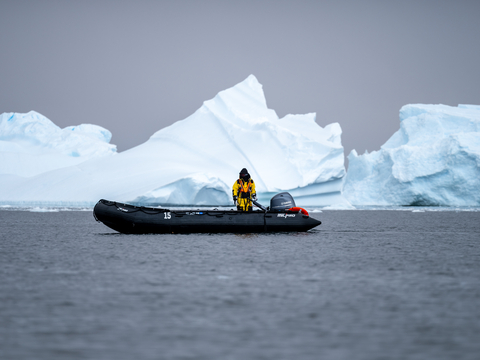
xmin=270 ymin=192 xmax=296 ymax=211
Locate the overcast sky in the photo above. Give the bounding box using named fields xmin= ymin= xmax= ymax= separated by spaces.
xmin=2 ymin=0 xmax=479 ymax=160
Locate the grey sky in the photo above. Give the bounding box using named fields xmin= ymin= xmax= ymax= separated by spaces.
xmin=1 ymin=0 xmax=479 ymax=162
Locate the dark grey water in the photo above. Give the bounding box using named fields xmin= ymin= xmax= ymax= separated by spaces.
xmin=1 ymin=209 xmax=479 ymax=360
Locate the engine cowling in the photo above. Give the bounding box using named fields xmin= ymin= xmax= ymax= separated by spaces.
xmin=270 ymin=192 xmax=296 ymax=211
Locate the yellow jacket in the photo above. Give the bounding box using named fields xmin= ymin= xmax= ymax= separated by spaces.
xmin=232 ymin=178 xmax=256 ymax=211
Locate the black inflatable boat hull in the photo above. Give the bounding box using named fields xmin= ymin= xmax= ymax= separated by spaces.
xmin=93 ymin=199 xmax=321 ymax=234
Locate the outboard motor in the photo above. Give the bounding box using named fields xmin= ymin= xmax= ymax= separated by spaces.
xmin=270 ymin=192 xmax=296 ymax=211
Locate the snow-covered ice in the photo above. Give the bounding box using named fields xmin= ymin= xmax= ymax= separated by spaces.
xmin=3 ymin=78 xmax=479 ymax=208
xmin=0 ymin=111 xmax=116 ymax=177
xmin=0 ymin=75 xmax=348 ymax=207
xmin=344 ymin=104 xmax=480 ymax=206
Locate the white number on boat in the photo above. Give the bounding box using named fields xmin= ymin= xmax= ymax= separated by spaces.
xmin=164 ymin=212 xmax=171 ymax=220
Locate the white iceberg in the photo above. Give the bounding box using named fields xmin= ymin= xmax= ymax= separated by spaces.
xmin=343 ymin=104 xmax=480 ymax=206
xmin=0 ymin=75 xmax=347 ymax=207
xmin=0 ymin=111 xmax=116 ymax=177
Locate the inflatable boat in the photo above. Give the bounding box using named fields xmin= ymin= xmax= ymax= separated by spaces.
xmin=93 ymin=192 xmax=321 ymax=234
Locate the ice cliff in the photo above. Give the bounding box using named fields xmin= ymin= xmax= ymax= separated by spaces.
xmin=0 ymin=75 xmax=347 ymax=207
xmin=344 ymin=104 xmax=480 ymax=206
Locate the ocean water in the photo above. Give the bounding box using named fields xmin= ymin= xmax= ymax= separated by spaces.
xmin=1 ymin=209 xmax=479 ymax=360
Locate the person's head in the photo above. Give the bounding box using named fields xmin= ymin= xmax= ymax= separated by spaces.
xmin=239 ymin=168 xmax=250 ymax=182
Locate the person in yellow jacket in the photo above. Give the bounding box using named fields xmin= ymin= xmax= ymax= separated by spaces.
xmin=232 ymin=168 xmax=256 ymax=211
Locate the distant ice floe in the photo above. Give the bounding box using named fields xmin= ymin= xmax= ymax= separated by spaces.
xmin=321 ymin=202 xmax=356 ymax=210
xmin=28 ymin=207 xmax=60 ymax=212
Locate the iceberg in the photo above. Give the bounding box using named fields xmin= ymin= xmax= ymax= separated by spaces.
xmin=0 ymin=75 xmax=348 ymax=207
xmin=0 ymin=111 xmax=116 ymax=177
xmin=344 ymin=104 xmax=480 ymax=206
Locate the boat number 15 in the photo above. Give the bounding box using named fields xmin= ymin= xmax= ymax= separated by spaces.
xmin=164 ymin=212 xmax=171 ymax=220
